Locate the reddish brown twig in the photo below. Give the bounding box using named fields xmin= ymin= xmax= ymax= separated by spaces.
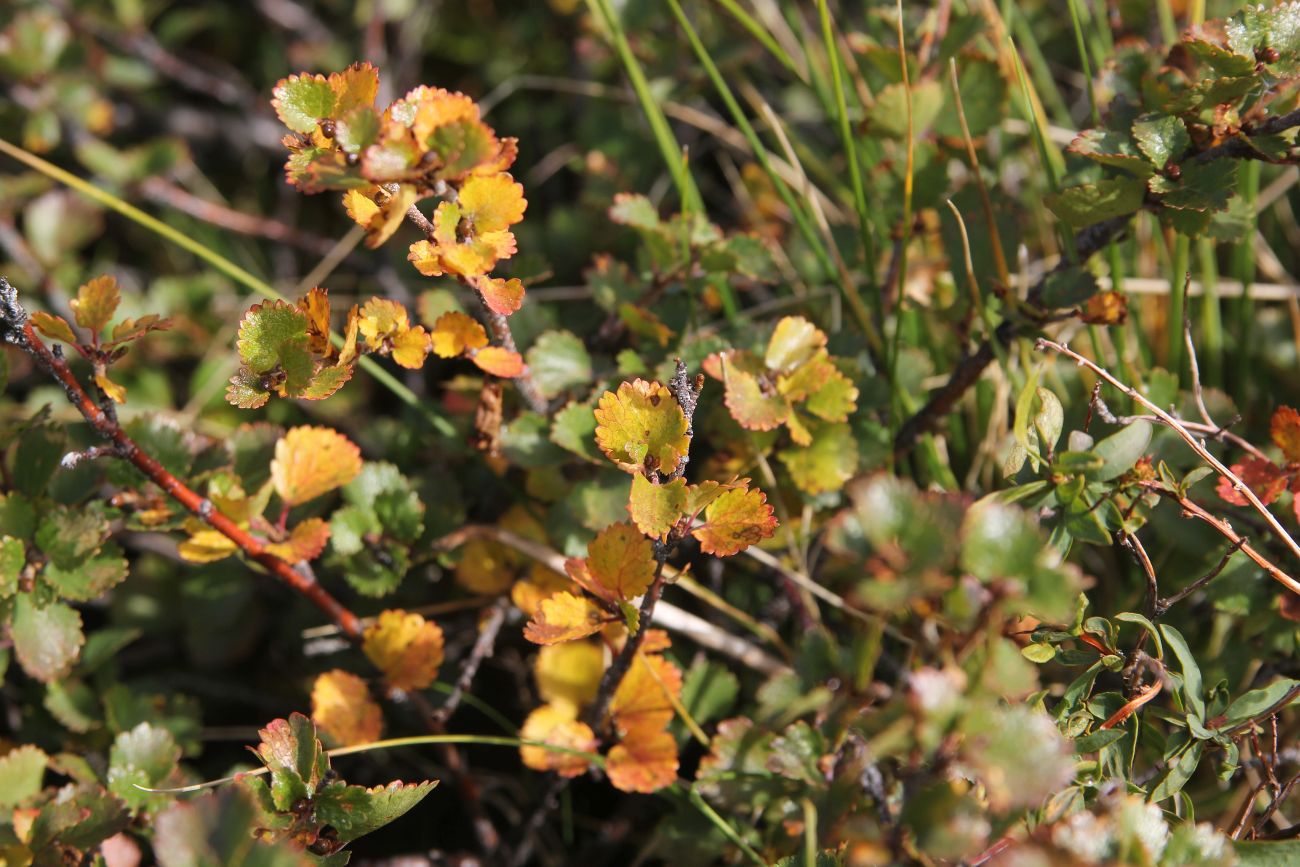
xmin=0 ymin=277 xmax=363 ymax=640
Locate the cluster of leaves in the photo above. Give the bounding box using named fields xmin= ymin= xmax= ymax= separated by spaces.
xmin=1051 ymin=3 xmax=1300 ymax=235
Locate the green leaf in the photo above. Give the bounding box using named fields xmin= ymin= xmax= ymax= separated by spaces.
xmin=1040 ymin=267 xmax=1100 ymax=308
xmin=1067 ymin=127 xmax=1151 ymax=174
xmin=551 ymin=401 xmax=602 ymax=462
xmin=679 ymin=660 xmax=739 ymax=728
xmin=526 ymin=330 xmax=593 ymax=399
xmin=609 ymin=193 xmax=661 ymax=231
xmin=1071 ymin=728 xmax=1125 ymax=753
xmin=108 ymin=722 xmax=182 ymax=813
xmin=1093 ymin=420 xmax=1151 ymax=481
xmin=235 ymin=301 xmax=311 ymax=374
xmin=1236 ymin=839 xmax=1300 ymax=866
xmin=313 ymin=780 xmax=437 ymax=843
xmin=1044 ymin=177 xmax=1145 ymax=227
xmin=12 ymin=595 xmax=83 ymax=682
xmin=0 ymin=535 xmax=24 ymax=597
xmin=13 ymin=422 xmax=66 ymax=496
xmin=1115 ymin=612 xmax=1163 ymax=659
xmin=1149 ymin=740 xmax=1204 ymax=802
xmin=0 ymin=744 xmax=47 ymax=808
xmin=1149 ymin=160 xmax=1238 ymax=212
xmin=43 ymin=544 xmax=129 ymax=602
xmin=1021 ymin=642 xmax=1057 ymax=663
xmin=335 ymin=105 xmax=381 ymax=154
xmin=272 ymin=73 xmax=337 ymax=134
xmin=256 ymin=713 xmax=329 ymax=811
xmin=961 ymin=502 xmax=1044 ymax=583
xmin=36 ymin=504 xmax=109 ymax=569
xmin=1160 ymin=623 xmax=1206 ymax=722
xmin=342 ymin=462 xmax=425 ymax=544
xmin=29 ymin=784 xmax=130 ymax=851
xmin=154 ymin=786 xmax=311 ymax=867
xmin=0 ymin=492 xmax=37 ymax=540
xmin=777 ymin=421 xmax=857 ymax=496
xmin=1132 ymin=114 xmax=1189 ymax=166
xmin=1221 ymin=678 xmax=1300 ymax=729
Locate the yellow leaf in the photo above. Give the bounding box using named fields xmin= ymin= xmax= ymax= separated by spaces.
xmin=458 ymin=172 xmax=527 ymax=233
xmin=691 ymin=484 xmax=778 ymax=557
xmin=391 ymin=326 xmax=430 ymax=369
xmin=804 ymin=365 xmax=858 ymax=423
xmin=594 ymin=379 xmax=690 ymax=475
xmin=723 ymin=366 xmax=788 ymax=432
xmin=311 ymin=669 xmax=382 ymax=747
xmin=519 ymin=704 xmax=597 ymax=777
xmin=178 ymin=529 xmax=237 ymax=563
xmin=94 ymin=373 xmax=126 ymax=404
xmin=404 ymin=173 xmax=525 ymax=278
xmin=511 ymin=562 xmax=572 ymax=617
xmin=775 ymin=351 xmax=834 ymax=401
xmin=264 ymin=517 xmax=331 ymax=562
xmin=606 ymin=728 xmax=678 ymax=793
xmin=430 ymin=311 xmax=488 ymax=358
xmin=765 ymin=315 xmax=826 ymax=373
xmin=271 ymin=426 xmax=363 ymax=506
xmin=523 ymin=592 xmax=608 ymax=645
xmin=535 ymin=641 xmax=604 ymax=716
xmin=471 ymin=346 xmax=524 ymax=378
xmin=71 ymin=275 xmax=120 ymax=335
xmin=358 ymin=297 xmax=410 ymax=344
xmin=455 ymin=537 xmax=517 ymax=595
xmin=297 ymin=287 xmax=333 ymax=357
xmin=627 ymin=475 xmax=687 ymax=538
xmin=565 ymin=522 xmax=657 ymax=603
xmin=363 ymin=609 xmax=445 ymax=691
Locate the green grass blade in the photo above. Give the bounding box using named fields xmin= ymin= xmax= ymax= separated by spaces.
xmin=0 ymin=137 xmax=457 ymax=439
xmin=710 ymin=0 xmax=808 ymax=82
xmin=817 ymin=0 xmax=879 ymax=299
xmin=585 ymin=0 xmax=703 ymax=216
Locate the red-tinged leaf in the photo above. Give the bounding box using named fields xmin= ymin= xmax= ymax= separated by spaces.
xmin=565 ymin=522 xmax=657 ymax=603
xmin=271 ymin=426 xmax=363 ymax=506
xmin=311 ymin=670 xmax=382 ymax=747
xmin=1273 ymin=406 xmax=1300 ymax=464
xmin=472 ymin=346 xmax=524 ymax=378
xmin=519 ymin=704 xmax=598 ymax=777
xmin=264 ymin=517 xmax=331 ymax=562
xmin=1217 ymin=457 xmax=1287 ymax=506
xmin=692 ymin=485 xmax=778 ymax=557
xmin=362 ymin=609 xmax=445 ymax=692
xmin=300 ymin=363 xmax=354 ymax=401
xmin=30 ymin=311 xmax=78 ymax=345
xmin=628 ymin=474 xmax=687 ymax=538
xmin=71 ymin=274 xmax=120 ymax=335
xmin=606 ymin=729 xmax=678 ymax=793
xmin=108 ymin=314 xmax=171 ymax=345
xmin=476 ymin=276 xmax=525 ymax=315
xmin=1281 ymin=591 xmax=1300 ymax=622
xmin=594 ymin=379 xmax=690 ymax=475
xmin=523 ymin=592 xmax=609 ymax=645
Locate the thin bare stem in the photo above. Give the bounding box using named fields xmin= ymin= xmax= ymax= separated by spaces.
xmin=431 ymin=598 xmax=509 ymax=726
xmin=1038 ymin=337 xmax=1300 ymax=579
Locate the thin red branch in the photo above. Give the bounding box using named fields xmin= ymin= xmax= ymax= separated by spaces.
xmin=0 ymin=278 xmax=363 ymax=640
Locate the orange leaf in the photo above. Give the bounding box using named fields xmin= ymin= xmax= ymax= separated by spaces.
xmin=1098 ymin=681 xmax=1161 ymax=730
xmin=30 ymin=311 xmax=78 ymax=345
xmin=265 ymin=517 xmax=331 ymax=562
xmin=430 ymin=311 xmax=488 ymax=357
xmin=640 ymin=629 xmax=672 ymax=654
xmin=311 ymin=669 xmax=382 ymax=747
xmin=606 ymin=729 xmax=678 ymax=793
xmin=691 ymin=484 xmax=778 ymax=557
xmin=524 ymin=592 xmax=609 ymax=645
xmin=472 ymin=346 xmax=524 ymax=378
xmin=594 ymin=379 xmax=690 ymax=475
xmin=519 ymin=704 xmax=597 ymax=777
xmin=71 ymin=274 xmax=121 ymax=335
xmin=723 ymin=366 xmax=789 ymax=432
xmin=297 ymin=287 xmax=333 ymax=357
xmin=271 ymin=426 xmax=363 ymax=506
xmin=476 ymin=276 xmax=525 ymax=316
xmin=363 ymin=609 xmax=446 ymax=691
xmin=610 ymin=653 xmax=681 ymax=735
xmin=1274 ymin=406 xmax=1300 ymax=464
xmin=566 ymin=522 xmax=657 ymax=603
xmin=627 ymin=475 xmax=687 ymax=538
